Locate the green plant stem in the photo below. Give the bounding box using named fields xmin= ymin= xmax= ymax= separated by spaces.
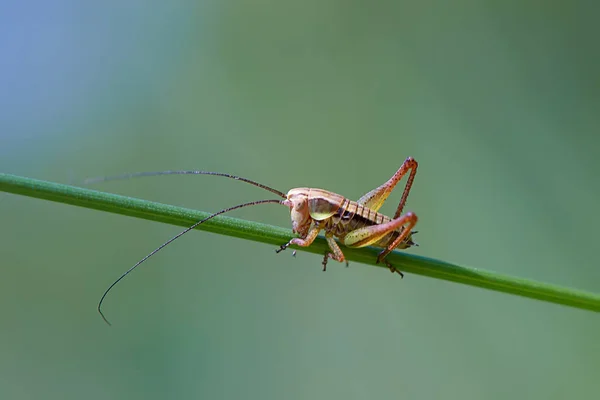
xmin=2 ymin=172 xmax=599 ymax=313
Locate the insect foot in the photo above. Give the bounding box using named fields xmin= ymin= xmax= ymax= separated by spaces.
xmin=322 ymin=252 xmax=330 ymax=271
xmin=275 ymin=243 xmax=289 ymax=253
xmin=387 ymin=263 xmax=404 ymax=278
xmin=377 ymin=258 xmax=405 ymax=278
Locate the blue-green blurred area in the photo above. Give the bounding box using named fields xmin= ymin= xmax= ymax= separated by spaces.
xmin=1 ymin=1 xmax=599 ymax=398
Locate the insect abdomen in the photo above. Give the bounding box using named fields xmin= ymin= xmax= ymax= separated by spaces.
xmin=309 ymin=190 xmax=410 ymax=250
xmin=332 ymin=199 xmax=413 ymax=249
xmin=329 ymin=199 xmax=387 ymax=233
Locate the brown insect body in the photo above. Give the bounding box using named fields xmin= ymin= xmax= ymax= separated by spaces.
xmin=95 ymin=157 xmax=418 ymax=324
xmin=285 ymin=188 xmax=414 ymax=250
xmin=278 ymin=157 xmax=419 ymax=274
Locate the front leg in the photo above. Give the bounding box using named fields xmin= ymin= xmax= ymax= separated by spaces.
xmin=276 ymin=225 xmax=321 ymax=254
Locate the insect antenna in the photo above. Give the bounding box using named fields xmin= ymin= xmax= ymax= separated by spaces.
xmin=84 ymin=170 xmax=287 ymax=199
xmin=98 ymin=198 xmax=283 ymax=326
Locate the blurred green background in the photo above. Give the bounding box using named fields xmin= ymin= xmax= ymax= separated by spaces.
xmin=1 ymin=1 xmax=599 ymax=399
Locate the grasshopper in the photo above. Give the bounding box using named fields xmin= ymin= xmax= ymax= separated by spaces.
xmin=93 ymin=157 xmax=418 ymax=324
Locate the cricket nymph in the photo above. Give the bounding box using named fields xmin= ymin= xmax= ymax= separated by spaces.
xmin=280 ymin=172 xmax=418 ymax=274
xmin=95 ymin=157 xmax=419 ymax=324
xmin=283 ymin=187 xmax=417 ymax=247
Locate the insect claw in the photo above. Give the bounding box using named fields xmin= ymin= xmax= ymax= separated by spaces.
xmin=322 ymin=252 xmax=329 ymax=271
xmin=275 ymin=243 xmax=288 ymax=254
xmin=389 ymin=266 xmax=404 ymax=278
xmin=380 ymin=259 xmax=404 ymax=278
xmin=292 ymin=250 xmax=297 ymax=257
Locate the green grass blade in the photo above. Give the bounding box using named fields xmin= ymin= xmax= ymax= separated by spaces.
xmin=2 ymin=172 xmax=599 ymax=313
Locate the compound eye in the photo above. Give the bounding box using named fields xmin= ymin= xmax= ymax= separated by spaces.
xmin=294 ymin=197 xmax=307 ymax=211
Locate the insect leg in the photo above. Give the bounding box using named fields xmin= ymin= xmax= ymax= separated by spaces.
xmin=376 ymin=212 xmax=418 ymax=275
xmin=276 ymin=225 xmax=321 ymax=253
xmin=357 ymin=157 xmax=418 ymax=217
xmin=343 ymin=212 xmax=418 ymax=276
xmin=322 ymin=234 xmax=348 ymax=271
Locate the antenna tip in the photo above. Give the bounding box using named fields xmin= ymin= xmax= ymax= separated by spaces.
xmin=99 ymin=309 xmax=112 ymax=326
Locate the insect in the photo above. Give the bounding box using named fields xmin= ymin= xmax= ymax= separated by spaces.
xmin=93 ymin=157 xmax=418 ymax=325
